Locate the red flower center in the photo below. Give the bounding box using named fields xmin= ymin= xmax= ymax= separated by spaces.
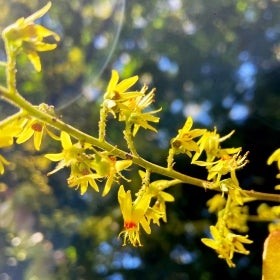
xmin=124 ymin=221 xmax=137 ymax=229
xmin=31 ymin=123 xmax=43 ymax=132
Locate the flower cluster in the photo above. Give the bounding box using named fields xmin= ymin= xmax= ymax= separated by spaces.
xmin=118 ymin=172 xmax=176 ymax=246
xmin=201 ymin=223 xmax=252 ymax=267
xmin=101 ymin=70 xmax=161 ymax=137
xmin=2 ymin=2 xmax=60 ymax=72
xmin=45 ymin=131 xmax=132 ymax=196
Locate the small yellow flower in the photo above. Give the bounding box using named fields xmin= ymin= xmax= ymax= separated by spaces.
xmin=45 ymin=131 xmax=83 ymax=174
xmin=194 ymin=150 xmax=248 ymax=185
xmin=125 ymin=87 xmax=162 ymax=136
xmin=171 ymin=116 xmax=206 ymax=157
xmin=201 ymin=225 xmax=252 ymax=267
xmin=192 ymin=128 xmax=236 ymax=162
xmin=267 ymin=148 xmax=280 ymax=189
xmin=16 ymin=105 xmax=59 ymax=150
xmin=138 ymin=170 xmax=176 ymax=223
xmin=2 ymin=2 xmax=60 ymax=71
xmin=103 ymin=70 xmax=142 ymax=117
xmin=206 ymin=194 xmax=226 ymax=213
xmin=118 ymin=185 xmax=152 ymax=246
xmin=0 ymin=116 xmax=27 ymax=148
xmin=267 ymin=148 xmax=280 ymax=168
xmin=92 ymin=153 xmax=132 ymax=196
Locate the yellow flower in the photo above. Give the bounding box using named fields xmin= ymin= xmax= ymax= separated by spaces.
xmin=138 ymin=170 xmax=176 ymax=223
xmin=192 ymin=128 xmax=236 ymax=162
xmin=2 ymin=2 xmax=60 ymax=71
xmin=123 ymin=87 xmax=162 ymax=136
xmin=267 ymin=148 xmax=280 ymax=189
xmin=92 ymin=153 xmax=132 ymax=196
xmin=118 ymin=185 xmax=152 ymax=246
xmin=15 ymin=105 xmax=59 ymax=151
xmin=201 ymin=225 xmax=252 ymax=267
xmin=0 ymin=115 xmax=27 ymax=148
xmin=206 ymin=194 xmax=226 ymax=213
xmin=267 ymin=148 xmax=280 ymax=168
xmin=0 ymin=155 xmax=10 ymax=175
xmin=68 ymin=173 xmax=101 ymax=195
xmin=194 ymin=150 xmax=248 ymax=185
xmin=103 ymin=70 xmax=142 ymax=117
xmin=45 ymin=131 xmax=83 ymax=174
xmin=171 ymin=116 xmax=206 ymax=157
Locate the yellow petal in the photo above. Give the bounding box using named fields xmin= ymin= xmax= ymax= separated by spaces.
xmin=116 ymin=75 xmax=138 ymax=93
xmin=45 ymin=152 xmax=64 ymax=161
xmin=267 ymin=148 xmax=280 ymax=165
xmin=106 ymin=70 xmax=119 ymax=95
xmin=25 ymin=2 xmax=52 ymax=24
xmin=34 ymin=131 xmax=43 ymax=151
xmin=60 ymin=131 xmax=72 ymax=149
xmin=160 ymin=191 xmax=175 ymax=202
xmin=27 ymin=51 xmax=41 ymax=72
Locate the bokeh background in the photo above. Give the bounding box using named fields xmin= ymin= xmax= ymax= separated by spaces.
xmin=1 ymin=0 xmax=280 ymax=279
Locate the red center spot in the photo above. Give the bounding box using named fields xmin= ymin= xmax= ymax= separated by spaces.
xmin=31 ymin=123 xmax=43 ymax=132
xmin=124 ymin=221 xmax=137 ymax=229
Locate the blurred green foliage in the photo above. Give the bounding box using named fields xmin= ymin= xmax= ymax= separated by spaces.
xmin=1 ymin=0 xmax=280 ymax=279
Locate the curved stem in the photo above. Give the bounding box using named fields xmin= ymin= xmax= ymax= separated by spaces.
xmin=1 ymin=86 xmax=280 ymax=204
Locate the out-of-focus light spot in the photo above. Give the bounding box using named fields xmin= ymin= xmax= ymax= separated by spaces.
xmin=222 ymin=95 xmax=234 ymax=108
xmin=7 ymin=257 xmax=17 ymax=267
xmin=265 ymin=27 xmax=279 ymax=41
xmin=83 ymin=85 xmax=100 ymax=101
xmin=236 ymin=61 xmax=257 ymax=90
xmin=156 ymin=129 xmax=169 ymax=149
xmin=157 ymin=56 xmax=178 ymax=75
xmin=93 ymin=35 xmax=108 ymax=49
xmin=133 ymin=17 xmax=147 ymax=28
xmin=106 ymin=273 xmax=124 ymax=280
xmin=168 ymin=0 xmax=182 ymax=11
xmin=238 ymin=50 xmax=250 ymax=61
xmin=244 ymin=8 xmax=257 ymax=22
xmin=96 ymin=264 xmax=108 ymax=275
xmin=121 ymin=253 xmax=142 ymax=269
xmin=11 ymin=237 xmax=21 ymax=247
xmin=183 ymin=20 xmax=197 ymax=35
xmin=183 ymin=101 xmax=212 ymax=126
xmin=170 ymin=99 xmax=184 ymax=114
xmin=29 ymin=232 xmax=43 ymax=246
xmin=170 ymin=244 xmax=196 ymax=264
xmin=99 ymin=242 xmax=113 ymax=255
xmin=112 ymin=252 xmax=142 ymax=270
xmin=229 ymin=103 xmax=249 ymax=122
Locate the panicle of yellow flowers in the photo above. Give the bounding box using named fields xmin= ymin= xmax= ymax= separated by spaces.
xmin=169 ymin=118 xmax=252 ymax=266
xmin=2 ymin=1 xmax=60 ymax=72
